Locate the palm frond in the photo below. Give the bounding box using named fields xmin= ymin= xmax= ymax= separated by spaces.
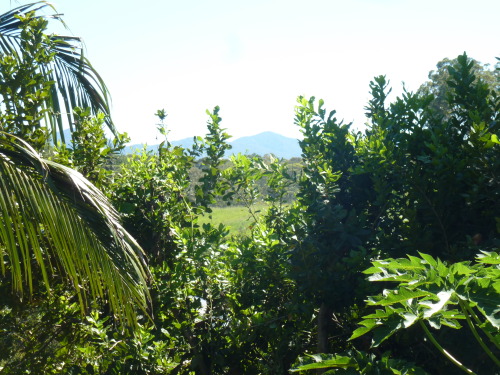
xmin=0 ymin=132 xmax=149 ymax=326
xmin=0 ymin=1 xmax=114 ymax=144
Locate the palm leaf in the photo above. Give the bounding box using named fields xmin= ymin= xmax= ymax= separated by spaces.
xmin=0 ymin=132 xmax=149 ymax=326
xmin=0 ymin=1 xmax=114 ymax=144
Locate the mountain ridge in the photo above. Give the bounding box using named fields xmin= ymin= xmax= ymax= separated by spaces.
xmin=123 ymin=131 xmax=302 ymax=159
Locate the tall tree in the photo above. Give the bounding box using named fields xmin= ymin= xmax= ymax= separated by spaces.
xmin=417 ymin=53 xmax=499 ymax=120
xmin=292 ymin=97 xmax=372 ymax=354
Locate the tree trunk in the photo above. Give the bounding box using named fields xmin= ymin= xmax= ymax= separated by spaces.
xmin=317 ymin=302 xmax=331 ymax=374
xmin=197 ymin=355 xmax=210 ymax=375
xmin=317 ymin=302 xmax=330 ymax=354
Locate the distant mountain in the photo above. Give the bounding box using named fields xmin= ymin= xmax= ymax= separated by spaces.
xmin=123 ymin=131 xmax=301 ymax=159
xmin=229 ymin=132 xmax=301 ymax=159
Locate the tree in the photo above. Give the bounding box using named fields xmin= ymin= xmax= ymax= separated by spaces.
xmin=292 ymin=53 xmax=500 ymax=374
xmin=0 ymin=133 xmax=150 ymax=326
xmin=417 ymin=53 xmax=499 ymax=120
xmin=0 ymin=3 xmax=150 ymax=326
xmin=289 ymin=97 xmax=374 ymax=357
xmin=366 ymin=53 xmax=500 ymax=262
xmin=0 ymin=2 xmax=113 ymax=146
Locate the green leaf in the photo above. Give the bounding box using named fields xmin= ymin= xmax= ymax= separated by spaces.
xmin=0 ymin=133 xmax=150 ymax=327
xmin=418 ymin=252 xmax=437 ymax=267
xmin=368 ymin=271 xmax=415 ymax=283
xmin=390 ymin=257 xmax=426 ymax=271
xmin=427 ymin=316 xmax=442 ymax=329
xmin=0 ymin=3 xmax=114 ymax=140
xmin=450 ymin=262 xmax=476 ymax=275
xmin=402 ymin=312 xmax=419 ymax=328
xmin=368 ymin=287 xmax=431 ymax=306
xmin=439 ymin=318 xmax=463 ymax=329
xmin=469 ymin=291 xmax=500 ymax=329
xmin=291 ymin=354 xmax=355 ymax=372
xmin=371 ymin=315 xmax=404 ymax=347
xmin=420 ymin=290 xmax=454 ymax=318
xmin=350 ymin=325 xmax=375 ymax=340
xmin=363 ymin=307 xmax=394 ymax=320
xmin=292 ymin=351 xmax=430 ymax=374
xmin=476 ymin=251 xmax=500 ymax=265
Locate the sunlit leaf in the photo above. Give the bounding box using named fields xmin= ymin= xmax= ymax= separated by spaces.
xmin=420 ymin=290 xmax=453 ymax=318
xmin=368 ymin=287 xmax=431 ymax=306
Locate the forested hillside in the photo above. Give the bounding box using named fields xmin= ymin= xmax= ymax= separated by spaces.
xmin=0 ymin=3 xmax=499 ymax=374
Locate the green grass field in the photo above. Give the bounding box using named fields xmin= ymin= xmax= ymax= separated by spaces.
xmin=199 ymin=203 xmax=267 ymax=235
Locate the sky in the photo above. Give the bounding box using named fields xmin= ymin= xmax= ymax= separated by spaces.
xmin=4 ymin=0 xmax=500 ymax=144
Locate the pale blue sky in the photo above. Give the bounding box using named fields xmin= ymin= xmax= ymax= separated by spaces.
xmin=5 ymin=0 xmax=500 ymax=143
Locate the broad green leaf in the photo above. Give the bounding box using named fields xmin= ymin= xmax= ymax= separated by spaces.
xmin=363 ymin=307 xmax=396 ymax=319
xmin=350 ymin=325 xmax=375 ymax=340
xmin=427 ymin=316 xmax=442 ymax=329
xmin=435 ymin=258 xmax=448 ymax=277
xmin=402 ymin=312 xmax=419 ymax=328
xmin=369 ymin=287 xmax=431 ymax=306
xmin=420 ymin=290 xmax=453 ymax=318
xmin=371 ymin=315 xmax=404 ymax=347
xmin=290 ymin=354 xmax=354 ymax=371
xmin=364 ymin=265 xmax=386 ymax=275
xmin=476 ymin=251 xmax=500 ymax=265
xmin=368 ymin=271 xmax=415 ymax=283
xmin=439 ymin=309 xmax=466 ymax=320
xmin=418 ymin=252 xmax=437 ymax=267
xmin=389 ymin=257 xmax=426 ymax=271
xmin=469 ymin=291 xmax=500 ymax=329
xmin=292 ymin=351 xmax=430 ymax=374
xmin=439 ymin=318 xmax=463 ymax=329
xmin=449 ymin=262 xmax=476 ymax=275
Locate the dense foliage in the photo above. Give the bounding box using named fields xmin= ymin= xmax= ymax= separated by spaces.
xmin=0 ymin=2 xmax=149 ymax=332
xmin=0 ymin=3 xmax=499 ymax=374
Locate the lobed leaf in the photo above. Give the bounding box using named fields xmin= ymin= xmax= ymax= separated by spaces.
xmin=368 ymin=287 xmax=431 ymax=306
xmin=420 ymin=290 xmax=454 ymax=318
xmin=476 ymin=251 xmax=500 ymax=265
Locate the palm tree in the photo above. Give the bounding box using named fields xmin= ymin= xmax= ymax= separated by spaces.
xmin=0 ymin=1 xmax=115 ymax=144
xmin=0 ymin=3 xmax=150 ymax=326
xmin=0 ymin=133 xmax=150 ymax=325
